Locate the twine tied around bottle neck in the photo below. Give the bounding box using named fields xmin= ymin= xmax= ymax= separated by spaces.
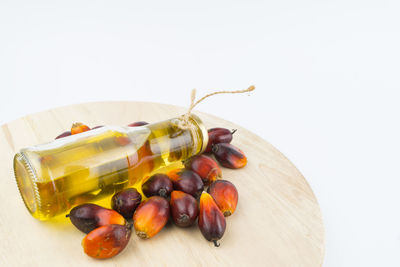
xmin=176 ymin=85 xmax=256 ymax=152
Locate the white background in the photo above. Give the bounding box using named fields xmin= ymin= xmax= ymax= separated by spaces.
xmin=1 ymin=1 xmax=399 ymax=266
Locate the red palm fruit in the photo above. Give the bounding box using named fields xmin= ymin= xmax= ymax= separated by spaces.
xmin=71 ymin=122 xmax=91 ymax=135
xmin=205 ymin=128 xmax=236 ymax=153
xmin=111 ymin=188 xmax=142 ymax=219
xmin=184 ymin=155 xmax=222 ymax=185
xmin=212 ymin=143 xmax=247 ymax=169
xmin=208 ymin=180 xmax=238 ymax=217
xmin=170 ymin=170 xmax=204 ymax=199
xmin=142 ymin=173 xmax=173 ymax=198
xmin=55 ymin=131 xmax=71 ymax=139
xmin=91 ymin=125 xmax=104 ymax=129
xmin=170 ymin=191 xmax=199 ymax=227
xmin=67 ymin=203 xmax=126 ymax=234
xmin=82 ymin=224 xmax=131 ymax=259
xmin=128 ymin=121 xmax=149 ymax=127
xmin=133 ymin=196 xmax=170 ymax=239
xmin=198 ymin=192 xmax=226 ymax=247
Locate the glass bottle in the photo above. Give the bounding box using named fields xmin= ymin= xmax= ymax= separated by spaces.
xmin=14 ymin=114 xmax=208 ymax=220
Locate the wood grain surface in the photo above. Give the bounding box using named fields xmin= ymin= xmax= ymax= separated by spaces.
xmin=0 ymin=102 xmax=324 ymax=267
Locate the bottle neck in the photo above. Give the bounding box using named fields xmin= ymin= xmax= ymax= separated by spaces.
xmin=186 ymin=113 xmax=209 ymax=154
xmin=171 ymin=113 xmax=208 ymax=155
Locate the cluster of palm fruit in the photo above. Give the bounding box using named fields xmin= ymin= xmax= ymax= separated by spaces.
xmin=61 ymin=123 xmax=246 ymax=259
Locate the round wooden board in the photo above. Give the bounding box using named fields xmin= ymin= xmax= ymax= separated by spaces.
xmin=0 ymin=102 xmax=324 ymax=267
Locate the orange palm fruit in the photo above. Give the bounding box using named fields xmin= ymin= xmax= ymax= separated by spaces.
xmin=212 ymin=143 xmax=247 ymax=169
xmin=184 ymin=155 xmax=222 ymax=185
xmin=166 ymin=168 xmax=184 ymax=182
xmin=133 ymin=196 xmax=170 ymax=239
xmin=71 ymin=122 xmax=91 ymax=135
xmin=82 ymin=224 xmax=132 ymax=259
xmin=208 ymin=180 xmax=238 ymax=217
xmin=67 ymin=203 xmax=126 ymax=234
xmin=198 ymin=192 xmax=226 ymax=247
xmin=170 ymin=191 xmax=199 ymax=227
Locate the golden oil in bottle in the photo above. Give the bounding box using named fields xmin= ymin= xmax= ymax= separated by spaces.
xmin=14 ymin=114 xmax=208 ymax=220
